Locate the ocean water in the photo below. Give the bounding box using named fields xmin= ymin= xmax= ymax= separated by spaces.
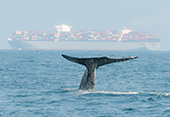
xmin=0 ymin=50 xmax=170 ymax=117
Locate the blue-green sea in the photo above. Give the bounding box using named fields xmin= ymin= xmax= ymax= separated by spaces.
xmin=0 ymin=50 xmax=170 ymax=117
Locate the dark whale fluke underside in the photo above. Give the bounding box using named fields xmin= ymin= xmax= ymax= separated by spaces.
xmin=62 ymin=54 xmax=138 ymax=91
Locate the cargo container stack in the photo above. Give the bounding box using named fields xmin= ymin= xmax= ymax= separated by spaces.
xmin=10 ymin=26 xmax=160 ymax=43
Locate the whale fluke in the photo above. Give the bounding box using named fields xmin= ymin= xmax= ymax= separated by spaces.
xmin=62 ymin=54 xmax=138 ymax=90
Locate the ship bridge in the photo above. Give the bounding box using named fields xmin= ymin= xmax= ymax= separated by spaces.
xmin=118 ymin=26 xmax=132 ymax=42
xmin=54 ymin=24 xmax=72 ymax=41
xmin=55 ymin=24 xmax=72 ymax=32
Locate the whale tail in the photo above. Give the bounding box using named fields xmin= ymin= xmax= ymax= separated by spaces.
xmin=62 ymin=54 xmax=138 ymax=90
xmin=62 ymin=54 xmax=138 ymax=68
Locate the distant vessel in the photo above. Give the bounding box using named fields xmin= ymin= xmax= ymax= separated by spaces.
xmin=8 ymin=24 xmax=160 ymax=51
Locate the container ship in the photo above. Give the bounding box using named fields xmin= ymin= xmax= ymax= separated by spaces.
xmin=8 ymin=24 xmax=160 ymax=51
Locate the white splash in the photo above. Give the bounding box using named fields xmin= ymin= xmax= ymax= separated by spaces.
xmin=63 ymin=88 xmax=170 ymax=97
xmin=76 ymin=90 xmax=170 ymax=96
xmin=77 ymin=90 xmax=139 ymax=95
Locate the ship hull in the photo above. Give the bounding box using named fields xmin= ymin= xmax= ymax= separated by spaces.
xmin=8 ymin=40 xmax=160 ymax=51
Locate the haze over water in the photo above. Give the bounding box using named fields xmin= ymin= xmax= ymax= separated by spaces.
xmin=1 ymin=0 xmax=170 ymax=50
xmin=0 ymin=50 xmax=170 ymax=116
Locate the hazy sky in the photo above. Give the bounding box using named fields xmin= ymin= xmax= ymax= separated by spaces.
xmin=0 ymin=0 xmax=170 ymax=50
